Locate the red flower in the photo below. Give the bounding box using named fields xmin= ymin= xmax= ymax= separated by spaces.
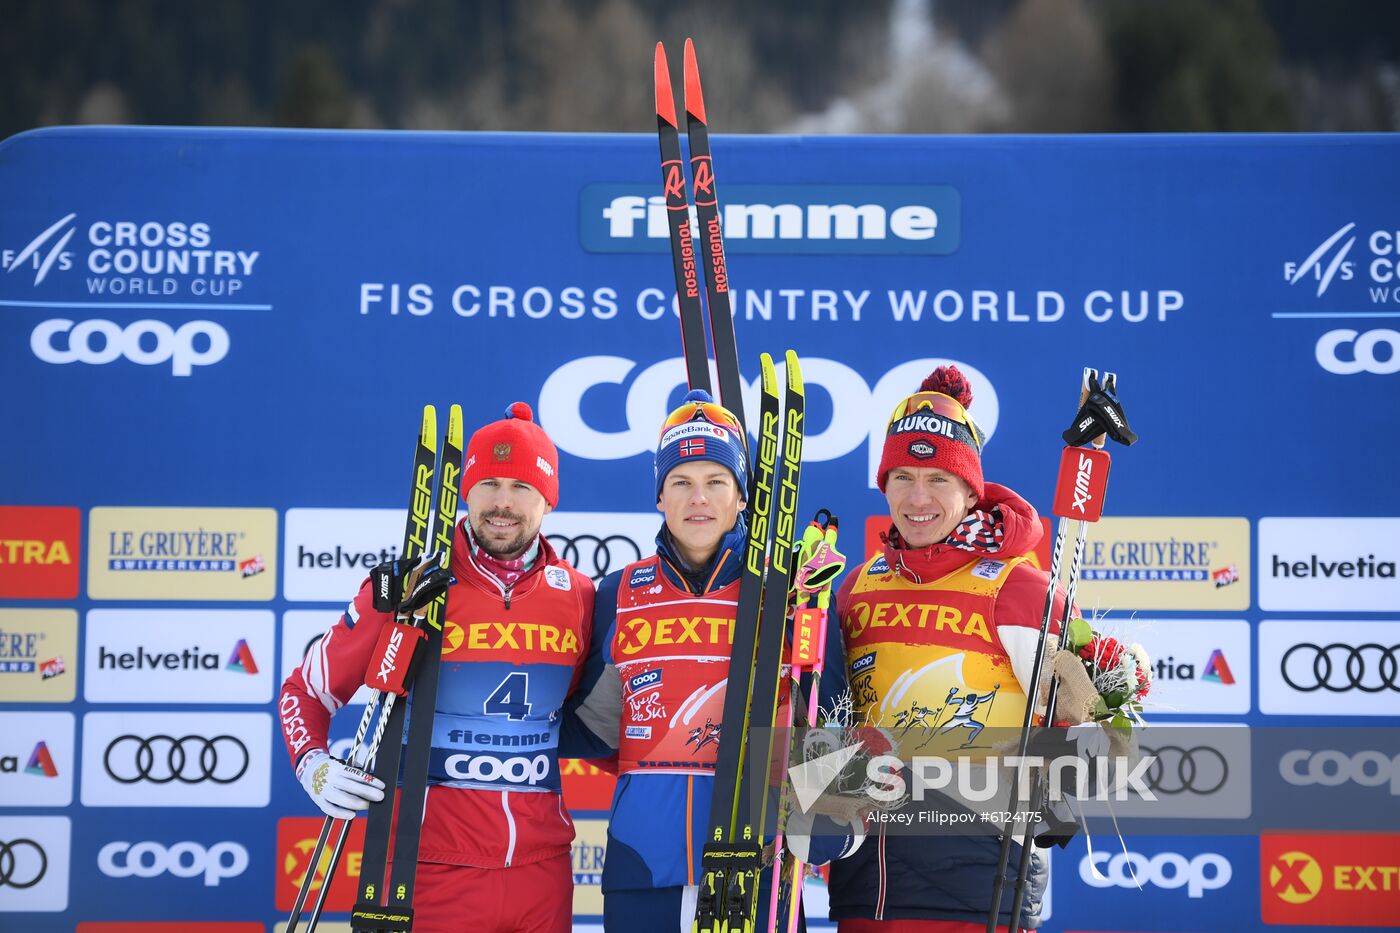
xmin=1080 ymin=635 xmax=1124 ymax=669
xmin=1134 ymin=665 xmax=1151 ymax=700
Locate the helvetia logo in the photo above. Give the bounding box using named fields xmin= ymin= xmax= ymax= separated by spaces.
xmin=1200 ymin=649 xmax=1236 ymax=685
xmin=1155 ymin=649 xmax=1237 ymax=686
xmin=25 ymin=741 xmax=59 ymax=777
xmin=224 ymin=640 xmax=259 ymax=675
xmin=2 ymin=741 xmax=59 ymax=777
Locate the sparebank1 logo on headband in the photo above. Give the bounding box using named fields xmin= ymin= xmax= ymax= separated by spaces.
xmin=580 ymin=184 xmax=961 ymax=255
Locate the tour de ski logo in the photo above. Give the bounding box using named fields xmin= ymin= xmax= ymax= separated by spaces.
xmin=624 ymin=668 xmax=666 ymax=724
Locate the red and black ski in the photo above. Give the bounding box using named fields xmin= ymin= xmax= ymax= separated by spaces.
xmin=683 ymin=38 xmax=746 ymax=433
xmin=655 ymin=42 xmax=712 ymax=394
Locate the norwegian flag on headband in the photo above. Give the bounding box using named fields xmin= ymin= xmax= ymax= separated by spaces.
xmin=680 ymin=437 xmax=706 ymax=457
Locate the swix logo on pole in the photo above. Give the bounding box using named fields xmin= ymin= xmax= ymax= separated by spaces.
xmin=2 ymin=213 xmax=77 ymax=285
xmin=1052 ymin=447 xmax=1112 ymax=521
xmin=368 ymin=623 xmax=423 ymax=696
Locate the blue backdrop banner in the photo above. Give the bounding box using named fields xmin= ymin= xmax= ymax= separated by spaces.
xmin=1 ymin=126 xmax=1397 ymax=932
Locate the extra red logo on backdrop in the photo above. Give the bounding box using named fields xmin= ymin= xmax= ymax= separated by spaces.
xmin=275 ymin=816 xmax=365 ymax=911
xmin=1262 ymin=832 xmax=1400 ymax=927
xmin=0 ymin=506 xmax=80 ymax=599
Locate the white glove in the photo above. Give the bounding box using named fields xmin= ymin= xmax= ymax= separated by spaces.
xmin=297 ymin=749 xmax=386 ymax=820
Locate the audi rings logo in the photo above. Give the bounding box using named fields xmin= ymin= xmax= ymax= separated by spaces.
xmin=1140 ymin=744 xmax=1229 ymax=795
xmin=103 ymin=734 xmax=250 ymax=784
xmin=1281 ymin=643 xmax=1400 ymax=693
xmin=547 ymin=534 xmax=642 ymax=581
xmin=0 ymin=838 xmax=47 ymax=889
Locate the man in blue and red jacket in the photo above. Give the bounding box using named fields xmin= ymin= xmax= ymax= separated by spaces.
xmin=279 ymin=403 xmax=595 ymax=933
xmin=563 ymin=390 xmax=855 ymax=931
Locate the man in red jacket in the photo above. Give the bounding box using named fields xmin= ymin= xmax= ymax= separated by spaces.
xmin=827 ymin=367 xmax=1071 ymax=932
xmin=279 ymin=402 xmax=595 ymax=933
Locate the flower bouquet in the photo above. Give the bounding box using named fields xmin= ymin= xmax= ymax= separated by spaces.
xmin=1054 ymin=617 xmax=1151 ymax=733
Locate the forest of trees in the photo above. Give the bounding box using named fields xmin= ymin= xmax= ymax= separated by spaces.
xmin=4 ymin=0 xmax=1398 ymax=141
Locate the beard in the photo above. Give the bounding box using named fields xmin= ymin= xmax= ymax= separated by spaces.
xmin=471 ymin=508 xmax=536 ymax=560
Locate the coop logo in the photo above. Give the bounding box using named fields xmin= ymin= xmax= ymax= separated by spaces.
xmin=2 ymin=213 xmax=77 ymax=285
xmin=539 ymin=356 xmax=998 ymax=490
xmin=97 ymin=839 xmax=249 ymax=887
xmin=1285 ymin=223 xmax=1358 ymax=297
xmin=1079 ymin=849 xmax=1233 ymax=898
xmin=31 ymin=318 xmax=229 ymax=376
xmin=581 ymin=184 xmax=961 ymax=255
xmin=627 ymin=669 xmax=663 ymax=694
xmin=1316 ymin=328 xmax=1400 ymax=375
xmin=1281 ymin=749 xmax=1400 ymax=796
xmin=443 ymin=751 xmax=551 ymax=786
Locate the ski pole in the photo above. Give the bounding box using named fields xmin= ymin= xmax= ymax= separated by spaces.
xmin=768 ymin=513 xmax=843 ymax=933
xmin=987 ymin=369 xmax=1133 ymax=933
xmin=286 ymin=688 xmax=386 ymax=932
xmin=1005 ymin=372 xmax=1131 ymax=933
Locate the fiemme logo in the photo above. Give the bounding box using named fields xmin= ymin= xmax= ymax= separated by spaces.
xmin=580 ymin=183 xmax=960 ymax=255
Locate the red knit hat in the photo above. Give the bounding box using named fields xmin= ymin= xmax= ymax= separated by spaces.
xmin=876 ymin=366 xmax=986 ymax=499
xmin=462 ymin=402 xmax=560 ymax=507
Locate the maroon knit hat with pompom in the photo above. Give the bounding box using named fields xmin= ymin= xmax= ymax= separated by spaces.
xmin=876 ymin=365 xmax=986 ymax=499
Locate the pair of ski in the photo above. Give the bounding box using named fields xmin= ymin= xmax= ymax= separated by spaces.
xmin=655 ymin=38 xmax=806 ymax=933
xmin=288 ymin=404 xmax=463 ymax=933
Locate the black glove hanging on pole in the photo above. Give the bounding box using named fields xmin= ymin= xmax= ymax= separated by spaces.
xmin=370 ymin=550 xmax=455 ymax=616
xmin=1061 ymin=372 xmax=1138 ymax=447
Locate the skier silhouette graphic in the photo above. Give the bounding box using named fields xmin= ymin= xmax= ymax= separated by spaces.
xmin=686 ymin=717 xmax=722 ymax=754
xmin=936 ymin=684 xmax=999 ymax=747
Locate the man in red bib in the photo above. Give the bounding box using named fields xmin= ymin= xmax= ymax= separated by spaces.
xmin=827 ymin=367 xmax=1070 ymax=933
xmin=563 ymin=389 xmax=853 ymax=931
xmin=279 ymin=402 xmax=594 ymax=933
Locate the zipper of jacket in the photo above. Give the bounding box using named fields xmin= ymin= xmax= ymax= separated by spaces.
xmin=474 ymin=556 xmax=515 ymax=610
xmin=501 ymin=789 xmax=517 ymax=867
